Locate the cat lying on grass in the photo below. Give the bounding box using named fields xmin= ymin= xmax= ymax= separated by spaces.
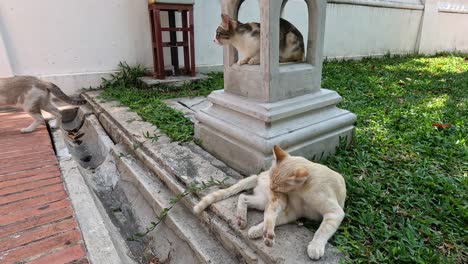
xmin=194 ymin=145 xmax=346 ymax=260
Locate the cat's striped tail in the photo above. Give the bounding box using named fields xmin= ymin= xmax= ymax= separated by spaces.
xmin=48 ymin=83 xmax=87 ymax=105
xmin=193 ymin=175 xmax=258 ymax=214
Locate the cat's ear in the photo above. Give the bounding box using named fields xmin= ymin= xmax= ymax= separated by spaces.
xmin=273 ymin=145 xmax=289 ymax=163
xmin=286 ymin=168 xmax=309 ymax=186
xmin=221 ymin=14 xmax=230 ymax=29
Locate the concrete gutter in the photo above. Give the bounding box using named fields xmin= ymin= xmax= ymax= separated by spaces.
xmin=50 ymin=105 xmax=238 ymax=263
xmin=50 ymin=117 xmax=137 ymax=264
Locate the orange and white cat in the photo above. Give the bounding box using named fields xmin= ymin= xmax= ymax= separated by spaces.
xmin=194 ymin=145 xmax=346 ymax=260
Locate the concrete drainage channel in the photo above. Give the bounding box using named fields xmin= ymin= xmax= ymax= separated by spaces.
xmin=51 ymin=109 xmax=150 ymax=264
xmin=51 ymin=107 xmax=226 ymax=264
xmin=49 ymin=91 xmax=343 ymax=264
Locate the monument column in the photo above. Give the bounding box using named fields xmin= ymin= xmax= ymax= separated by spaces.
xmin=195 ymin=0 xmax=356 ymax=175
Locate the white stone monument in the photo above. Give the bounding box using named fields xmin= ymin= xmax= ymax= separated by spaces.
xmin=195 ymin=0 xmax=356 ymax=175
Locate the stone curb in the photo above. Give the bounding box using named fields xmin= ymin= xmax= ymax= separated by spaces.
xmin=50 ymin=123 xmax=137 ymax=264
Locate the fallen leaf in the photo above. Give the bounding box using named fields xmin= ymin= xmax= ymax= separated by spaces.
xmin=364 ymin=236 xmax=373 ymax=245
xmin=396 ymin=210 xmax=409 ymax=217
xmin=405 ymin=77 xmax=412 ymax=81
xmin=438 ymin=242 xmax=455 ymax=255
xmin=432 ymin=123 xmax=451 ymax=130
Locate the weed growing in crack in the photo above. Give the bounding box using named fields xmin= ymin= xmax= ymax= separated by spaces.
xmin=127 ymin=177 xmax=230 ymax=241
xmin=143 ymin=131 xmax=159 ymax=143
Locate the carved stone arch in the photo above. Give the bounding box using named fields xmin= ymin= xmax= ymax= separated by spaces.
xmin=221 ymin=0 xmax=252 ymax=65
xmin=221 ymin=0 xmax=245 ymax=20
xmin=280 ymin=0 xmax=321 ymax=65
xmin=280 ymin=0 xmax=288 ymax=16
xmin=280 ymin=0 xmax=311 ymax=17
xmin=257 ymin=0 xmax=282 ymax=70
xmin=196 ymin=0 xmax=356 ymax=176
xmin=306 ymin=0 xmax=326 ymax=66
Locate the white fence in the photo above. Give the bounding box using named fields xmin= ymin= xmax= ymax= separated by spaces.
xmin=0 ymin=0 xmax=467 ymax=93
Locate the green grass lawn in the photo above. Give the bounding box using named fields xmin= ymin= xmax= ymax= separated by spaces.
xmin=321 ymin=55 xmax=467 ymax=263
xmin=100 ymin=55 xmax=467 ymax=263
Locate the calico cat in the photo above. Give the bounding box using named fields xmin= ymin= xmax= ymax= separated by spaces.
xmin=194 ymin=145 xmax=346 ymax=260
xmin=214 ymin=14 xmax=305 ymax=65
xmin=0 ymin=76 xmax=86 ymax=133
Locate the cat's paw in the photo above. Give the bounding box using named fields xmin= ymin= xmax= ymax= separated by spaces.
xmin=236 ymin=216 xmax=247 ymax=229
xmin=193 ymin=203 xmax=206 ymax=214
xmin=247 ymin=225 xmax=263 ymax=239
xmin=237 ymin=58 xmax=248 ymax=66
xmin=49 ymin=119 xmax=58 ymax=129
xmin=20 ymin=128 xmax=34 ymax=133
xmin=307 ymin=241 xmax=325 ymax=260
xmin=248 ymin=57 xmax=260 ymax=65
xmin=263 ymin=230 xmax=275 ymax=247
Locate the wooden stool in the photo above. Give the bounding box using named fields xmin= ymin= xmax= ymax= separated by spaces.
xmin=148 ymin=1 xmax=195 ymax=79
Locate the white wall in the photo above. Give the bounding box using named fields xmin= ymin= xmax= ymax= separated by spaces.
xmin=0 ymin=28 xmax=13 ymax=77
xmin=324 ymin=3 xmax=423 ymax=58
xmin=0 ymin=0 xmax=151 ymax=75
xmin=435 ymin=12 xmax=468 ymax=51
xmin=0 ymin=0 xmax=153 ymax=93
xmin=0 ymin=0 xmax=467 ymax=93
xmin=194 ymin=0 xmax=223 ymax=68
xmin=432 ymin=0 xmax=468 ymax=53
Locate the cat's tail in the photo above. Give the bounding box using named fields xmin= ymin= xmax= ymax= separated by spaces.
xmin=193 ymin=174 xmax=258 ymax=214
xmin=48 ymin=83 xmax=87 ymax=105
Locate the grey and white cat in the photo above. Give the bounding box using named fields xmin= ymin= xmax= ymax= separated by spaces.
xmin=0 ymin=76 xmax=86 ymax=133
xmin=214 ymin=14 xmax=305 ymax=65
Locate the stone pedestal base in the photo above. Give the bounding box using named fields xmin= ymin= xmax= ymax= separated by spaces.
xmin=195 ymin=89 xmax=357 ymax=175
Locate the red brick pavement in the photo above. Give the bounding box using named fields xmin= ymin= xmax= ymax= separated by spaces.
xmin=0 ymin=107 xmax=88 ymax=264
